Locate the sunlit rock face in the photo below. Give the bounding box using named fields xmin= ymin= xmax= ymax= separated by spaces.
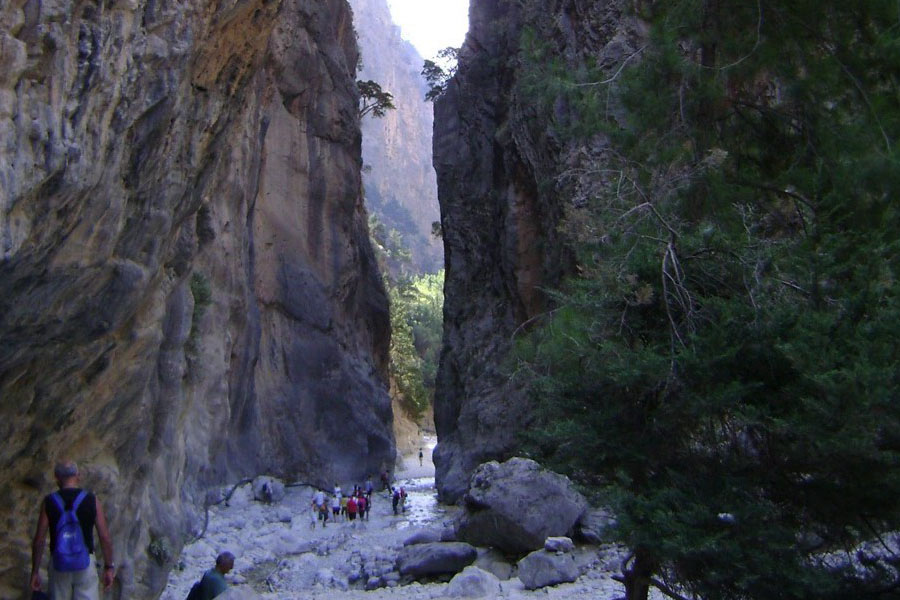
xmin=0 ymin=0 xmax=393 ymax=597
xmin=349 ymin=0 xmax=442 ymax=274
xmin=432 ymin=0 xmax=641 ymax=502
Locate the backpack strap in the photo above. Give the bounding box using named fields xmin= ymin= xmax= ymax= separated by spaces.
xmin=49 ymin=490 xmax=88 ymax=513
xmin=71 ymin=490 xmax=88 ymax=512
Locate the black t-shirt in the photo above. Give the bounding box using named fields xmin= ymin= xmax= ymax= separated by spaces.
xmin=45 ymin=488 xmax=97 ymax=554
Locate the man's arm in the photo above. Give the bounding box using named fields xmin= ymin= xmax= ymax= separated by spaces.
xmin=94 ymin=497 xmax=115 ymax=590
xmin=30 ymin=503 xmax=49 ymax=591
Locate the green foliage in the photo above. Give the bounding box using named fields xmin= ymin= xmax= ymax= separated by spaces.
xmin=387 ymin=271 xmax=445 ymax=418
xmin=422 ymin=47 xmax=459 ymax=102
xmin=368 ymin=211 xmax=444 ymax=417
xmin=357 ymin=79 xmax=396 ymax=119
xmin=517 ymin=2 xmax=900 ymax=599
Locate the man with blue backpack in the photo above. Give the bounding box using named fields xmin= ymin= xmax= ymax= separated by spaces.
xmin=30 ymin=461 xmax=116 ymax=599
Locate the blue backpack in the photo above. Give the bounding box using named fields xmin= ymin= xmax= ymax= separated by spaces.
xmin=50 ymin=491 xmax=90 ymax=572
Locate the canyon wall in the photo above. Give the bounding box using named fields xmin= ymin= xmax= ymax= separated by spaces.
xmin=0 ymin=0 xmax=393 ymax=597
xmin=432 ymin=0 xmax=642 ymax=502
xmin=349 ymin=0 xmax=442 ymax=274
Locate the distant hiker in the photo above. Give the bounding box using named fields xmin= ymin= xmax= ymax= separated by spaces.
xmin=333 ymin=483 xmax=342 ymax=498
xmin=308 ymin=504 xmax=317 ymax=530
xmin=391 ymin=487 xmax=400 ymax=515
xmin=340 ymin=493 xmax=349 ymax=519
xmin=381 ymin=470 xmax=389 ymax=491
xmin=312 ymin=490 xmax=328 ymax=527
xmin=261 ymin=480 xmax=274 ymax=504
xmin=356 ymin=493 xmax=368 ymax=521
xmin=347 ymin=495 xmax=358 ymax=521
xmin=399 ymin=487 xmax=408 ymax=514
xmin=30 ymin=460 xmax=116 ymax=600
xmin=186 ymin=551 xmax=234 ymax=600
xmin=331 ymin=493 xmax=341 ymax=521
xmin=418 ymin=448 xmax=424 ymax=466
xmin=365 ymin=477 xmax=374 ymax=501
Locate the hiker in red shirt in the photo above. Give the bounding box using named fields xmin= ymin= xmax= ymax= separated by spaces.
xmin=347 ymin=495 xmax=358 ymax=521
xmin=356 ymin=493 xmax=368 ymax=521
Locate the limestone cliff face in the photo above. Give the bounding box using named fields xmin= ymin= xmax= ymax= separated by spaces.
xmin=349 ymin=0 xmax=442 ymax=274
xmin=432 ymin=0 xmax=642 ymax=502
xmin=0 ymin=0 xmax=393 ymax=597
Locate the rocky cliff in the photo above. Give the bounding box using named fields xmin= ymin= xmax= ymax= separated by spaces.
xmin=349 ymin=0 xmax=442 ymax=274
xmin=432 ymin=0 xmax=641 ymax=502
xmin=0 ymin=0 xmax=393 ymax=597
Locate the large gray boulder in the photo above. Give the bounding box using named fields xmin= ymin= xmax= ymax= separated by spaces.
xmin=456 ymin=458 xmax=588 ymax=553
xmin=396 ymin=542 xmax=478 ymax=578
xmin=575 ymin=507 xmax=617 ymax=544
xmin=403 ymin=528 xmax=444 ymax=546
xmin=516 ymin=549 xmax=580 ymax=590
xmin=447 ymin=565 xmax=503 ymax=598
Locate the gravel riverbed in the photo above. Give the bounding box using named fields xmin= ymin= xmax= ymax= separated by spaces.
xmin=161 ymin=440 xmax=661 ymax=600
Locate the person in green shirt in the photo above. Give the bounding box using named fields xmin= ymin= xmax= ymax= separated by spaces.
xmin=195 ymin=552 xmax=234 ymax=599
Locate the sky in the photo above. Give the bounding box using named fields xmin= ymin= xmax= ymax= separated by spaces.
xmin=387 ymin=0 xmax=470 ymax=60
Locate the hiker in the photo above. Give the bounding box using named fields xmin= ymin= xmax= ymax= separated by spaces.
xmin=312 ymin=489 xmax=328 ymax=527
xmin=380 ymin=470 xmax=389 ymax=491
xmin=418 ymin=448 xmax=423 ymax=466
xmin=391 ymin=487 xmax=400 ymax=515
xmin=30 ymin=461 xmax=116 ymax=600
xmin=365 ymin=477 xmax=374 ymax=502
xmin=347 ymin=495 xmax=358 ymax=521
xmin=356 ymin=492 xmax=368 ymax=521
xmin=186 ymin=551 xmax=234 ymax=600
xmin=340 ymin=492 xmax=349 ymax=519
xmin=400 ymin=487 xmax=408 ymax=514
xmin=331 ymin=493 xmax=341 ymax=522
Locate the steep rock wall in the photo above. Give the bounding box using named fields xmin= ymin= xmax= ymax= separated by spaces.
xmin=0 ymin=0 xmax=393 ymax=597
xmin=349 ymin=0 xmax=442 ymax=274
xmin=432 ymin=0 xmax=641 ymax=502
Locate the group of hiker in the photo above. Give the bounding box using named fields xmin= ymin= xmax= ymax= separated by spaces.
xmin=310 ymin=481 xmax=373 ymax=527
xmin=29 ymin=461 xmax=419 ymax=599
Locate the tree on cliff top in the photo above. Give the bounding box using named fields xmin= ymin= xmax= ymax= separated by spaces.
xmin=422 ymin=47 xmax=459 ymax=102
xmin=358 ymin=79 xmax=396 ymax=118
xmin=517 ymin=2 xmax=900 ymax=599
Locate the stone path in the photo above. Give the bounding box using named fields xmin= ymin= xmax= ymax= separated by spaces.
xmin=160 ymin=436 xmax=661 ymax=600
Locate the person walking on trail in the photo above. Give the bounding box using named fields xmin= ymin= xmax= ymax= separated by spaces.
xmin=30 ymin=461 xmax=116 ymax=600
xmin=399 ymin=486 xmax=408 ymax=514
xmin=418 ymin=448 xmax=424 ymax=466
xmin=381 ymin=470 xmax=390 ymax=491
xmin=187 ymin=551 xmax=234 ymax=600
xmin=312 ymin=489 xmax=328 ymax=527
xmin=356 ymin=492 xmax=368 ymax=521
xmin=347 ymin=495 xmax=358 ymax=521
xmin=365 ymin=477 xmax=374 ymax=502
xmin=391 ymin=487 xmax=400 ymax=515
xmin=331 ymin=493 xmax=341 ymax=522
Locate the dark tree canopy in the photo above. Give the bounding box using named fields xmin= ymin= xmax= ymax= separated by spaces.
xmin=515 ymin=1 xmax=900 ymax=599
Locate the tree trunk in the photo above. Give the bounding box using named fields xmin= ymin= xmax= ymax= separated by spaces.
xmin=623 ymin=549 xmax=656 ymax=600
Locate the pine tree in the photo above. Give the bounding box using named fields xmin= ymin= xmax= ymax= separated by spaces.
xmin=517 ymin=2 xmax=900 ymax=598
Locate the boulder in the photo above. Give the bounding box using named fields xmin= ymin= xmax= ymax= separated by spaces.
xmin=252 ymin=476 xmax=286 ymax=503
xmin=396 ymin=542 xmax=478 ymax=578
xmin=217 ymin=588 xmax=264 ymax=600
xmin=575 ymin=507 xmax=616 ymax=544
xmin=447 ymin=565 xmax=503 ymax=598
xmin=404 ymin=528 xmax=444 ymax=546
xmin=456 ymin=458 xmax=588 ymax=553
xmin=474 ymin=547 xmax=514 ymax=580
xmin=544 ymin=536 xmax=575 ymax=553
xmin=516 ymin=549 xmax=580 ymax=590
